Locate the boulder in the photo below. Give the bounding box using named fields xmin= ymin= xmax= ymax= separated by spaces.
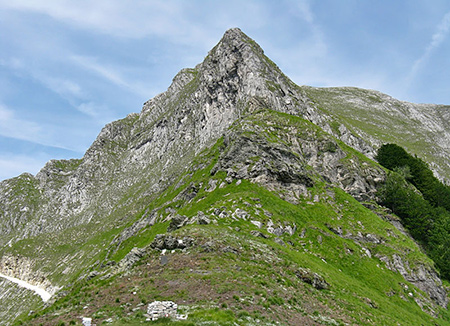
xmin=296 ymin=268 xmax=329 ymax=290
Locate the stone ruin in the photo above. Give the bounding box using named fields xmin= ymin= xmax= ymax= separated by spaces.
xmin=146 ymin=301 xmax=178 ymax=321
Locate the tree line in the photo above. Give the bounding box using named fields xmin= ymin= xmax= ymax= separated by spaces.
xmin=376 ymin=144 xmax=450 ymax=280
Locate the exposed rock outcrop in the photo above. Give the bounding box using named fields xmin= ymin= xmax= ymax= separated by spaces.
xmin=150 ymin=234 xmax=195 ymax=250
xmin=0 ymin=28 xmax=382 ymax=248
xmin=212 ymin=113 xmax=385 ymax=203
xmin=377 ymin=254 xmax=448 ymax=308
xmin=296 ymin=268 xmax=330 ymax=290
xmin=146 ymin=301 xmax=179 ymax=321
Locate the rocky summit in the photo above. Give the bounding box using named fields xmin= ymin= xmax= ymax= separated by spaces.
xmin=0 ymin=28 xmax=450 ymax=325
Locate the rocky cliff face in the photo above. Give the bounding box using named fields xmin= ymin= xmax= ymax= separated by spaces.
xmin=0 ymin=28 xmax=449 ymax=325
xmin=212 ymin=109 xmax=385 ymax=203
xmin=0 ymin=29 xmax=329 ymax=247
xmin=0 ymin=278 xmax=43 ymax=324
xmin=0 ymin=29 xmax=388 ymax=245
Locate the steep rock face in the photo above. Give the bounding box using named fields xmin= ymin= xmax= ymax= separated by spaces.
xmin=0 ymin=173 xmax=43 ymax=240
xmin=0 ymin=28 xmax=317 ymax=245
xmin=212 ymin=110 xmax=385 ymax=203
xmin=0 ymin=28 xmax=381 ymax=246
xmin=377 ymin=254 xmax=448 ymax=309
xmin=0 ymin=278 xmax=42 ymax=324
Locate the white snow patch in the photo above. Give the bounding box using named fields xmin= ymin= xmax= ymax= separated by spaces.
xmin=0 ymin=272 xmax=51 ymax=302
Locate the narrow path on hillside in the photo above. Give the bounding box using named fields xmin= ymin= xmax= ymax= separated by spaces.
xmin=0 ymin=272 xmax=51 ymax=302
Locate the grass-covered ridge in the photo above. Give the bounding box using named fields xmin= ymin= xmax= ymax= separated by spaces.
xmin=12 ymin=110 xmax=450 ymax=326
xmin=15 ymin=178 xmax=450 ymax=325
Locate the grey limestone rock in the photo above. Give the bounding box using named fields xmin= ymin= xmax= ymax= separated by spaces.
xmin=200 ymin=241 xmax=216 ymax=252
xmin=233 ymin=208 xmax=248 ymax=220
xmin=117 ymin=247 xmax=147 ymax=272
xmin=285 ymin=225 xmax=296 ymax=236
xmin=274 ymin=237 xmax=286 ymax=246
xmin=250 ymin=230 xmax=268 ymax=239
xmin=112 ymin=212 xmax=159 ymax=246
xmin=296 ymin=268 xmax=330 ymax=290
xmin=250 ymin=220 xmax=263 ymax=228
xmin=377 ymin=254 xmax=448 ymax=308
xmin=0 ymin=255 xmax=53 ymax=293
xmin=205 ymin=179 xmax=218 ymax=192
xmin=150 ymin=234 xmax=194 ymax=251
xmin=222 ymin=246 xmax=239 ymax=254
xmin=197 ymin=214 xmax=211 ymax=225
xmin=167 ymin=214 xmax=189 ymax=232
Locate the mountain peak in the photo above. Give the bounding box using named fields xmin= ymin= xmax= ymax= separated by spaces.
xmin=211 ymin=27 xmax=265 ymax=59
xmin=222 ymin=27 xmax=245 ymax=39
xmin=220 ymin=27 xmax=256 ymax=46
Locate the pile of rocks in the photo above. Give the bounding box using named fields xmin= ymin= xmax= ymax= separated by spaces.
xmin=150 ymin=234 xmax=194 ymax=250
xmin=146 ymin=301 xmax=178 ymax=321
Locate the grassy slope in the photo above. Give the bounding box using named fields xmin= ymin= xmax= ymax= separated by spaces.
xmin=13 ymin=111 xmax=450 ymax=326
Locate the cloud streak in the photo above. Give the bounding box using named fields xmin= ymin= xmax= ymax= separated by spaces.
xmin=408 ymin=11 xmax=450 ymax=84
xmin=0 ymin=103 xmax=86 ymax=152
xmin=70 ymin=55 xmax=151 ymax=98
xmin=0 ymin=104 xmax=43 ymax=143
xmin=0 ymin=0 xmax=193 ymax=40
xmin=292 ymin=0 xmax=327 ymax=55
xmin=0 ymin=104 xmax=14 ymax=120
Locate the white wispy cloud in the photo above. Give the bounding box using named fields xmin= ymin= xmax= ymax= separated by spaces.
xmin=1 ymin=53 xmax=84 ymax=106
xmin=76 ymin=101 xmax=112 ymax=122
xmin=40 ymin=77 xmax=84 ymax=99
xmin=36 ymin=75 xmax=117 ymax=122
xmin=408 ymin=11 xmax=450 ymax=84
xmin=0 ymin=103 xmax=82 ymax=152
xmin=261 ymin=0 xmax=330 ymax=88
xmin=70 ymin=55 xmax=150 ymax=97
xmin=292 ymin=0 xmax=327 ymax=56
xmin=71 ymin=55 xmax=131 ymax=88
xmin=0 ymin=104 xmax=14 ymax=120
xmin=2 ymin=62 xmax=105 ymax=120
xmin=0 ymin=103 xmax=43 ymax=142
xmin=3 ymin=54 xmax=141 ymax=123
xmin=0 ymin=0 xmax=190 ymax=40
xmin=0 ymin=57 xmax=24 ymax=70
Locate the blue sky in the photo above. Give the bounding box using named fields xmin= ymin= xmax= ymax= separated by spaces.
xmin=1 ymin=0 xmax=450 ymax=180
